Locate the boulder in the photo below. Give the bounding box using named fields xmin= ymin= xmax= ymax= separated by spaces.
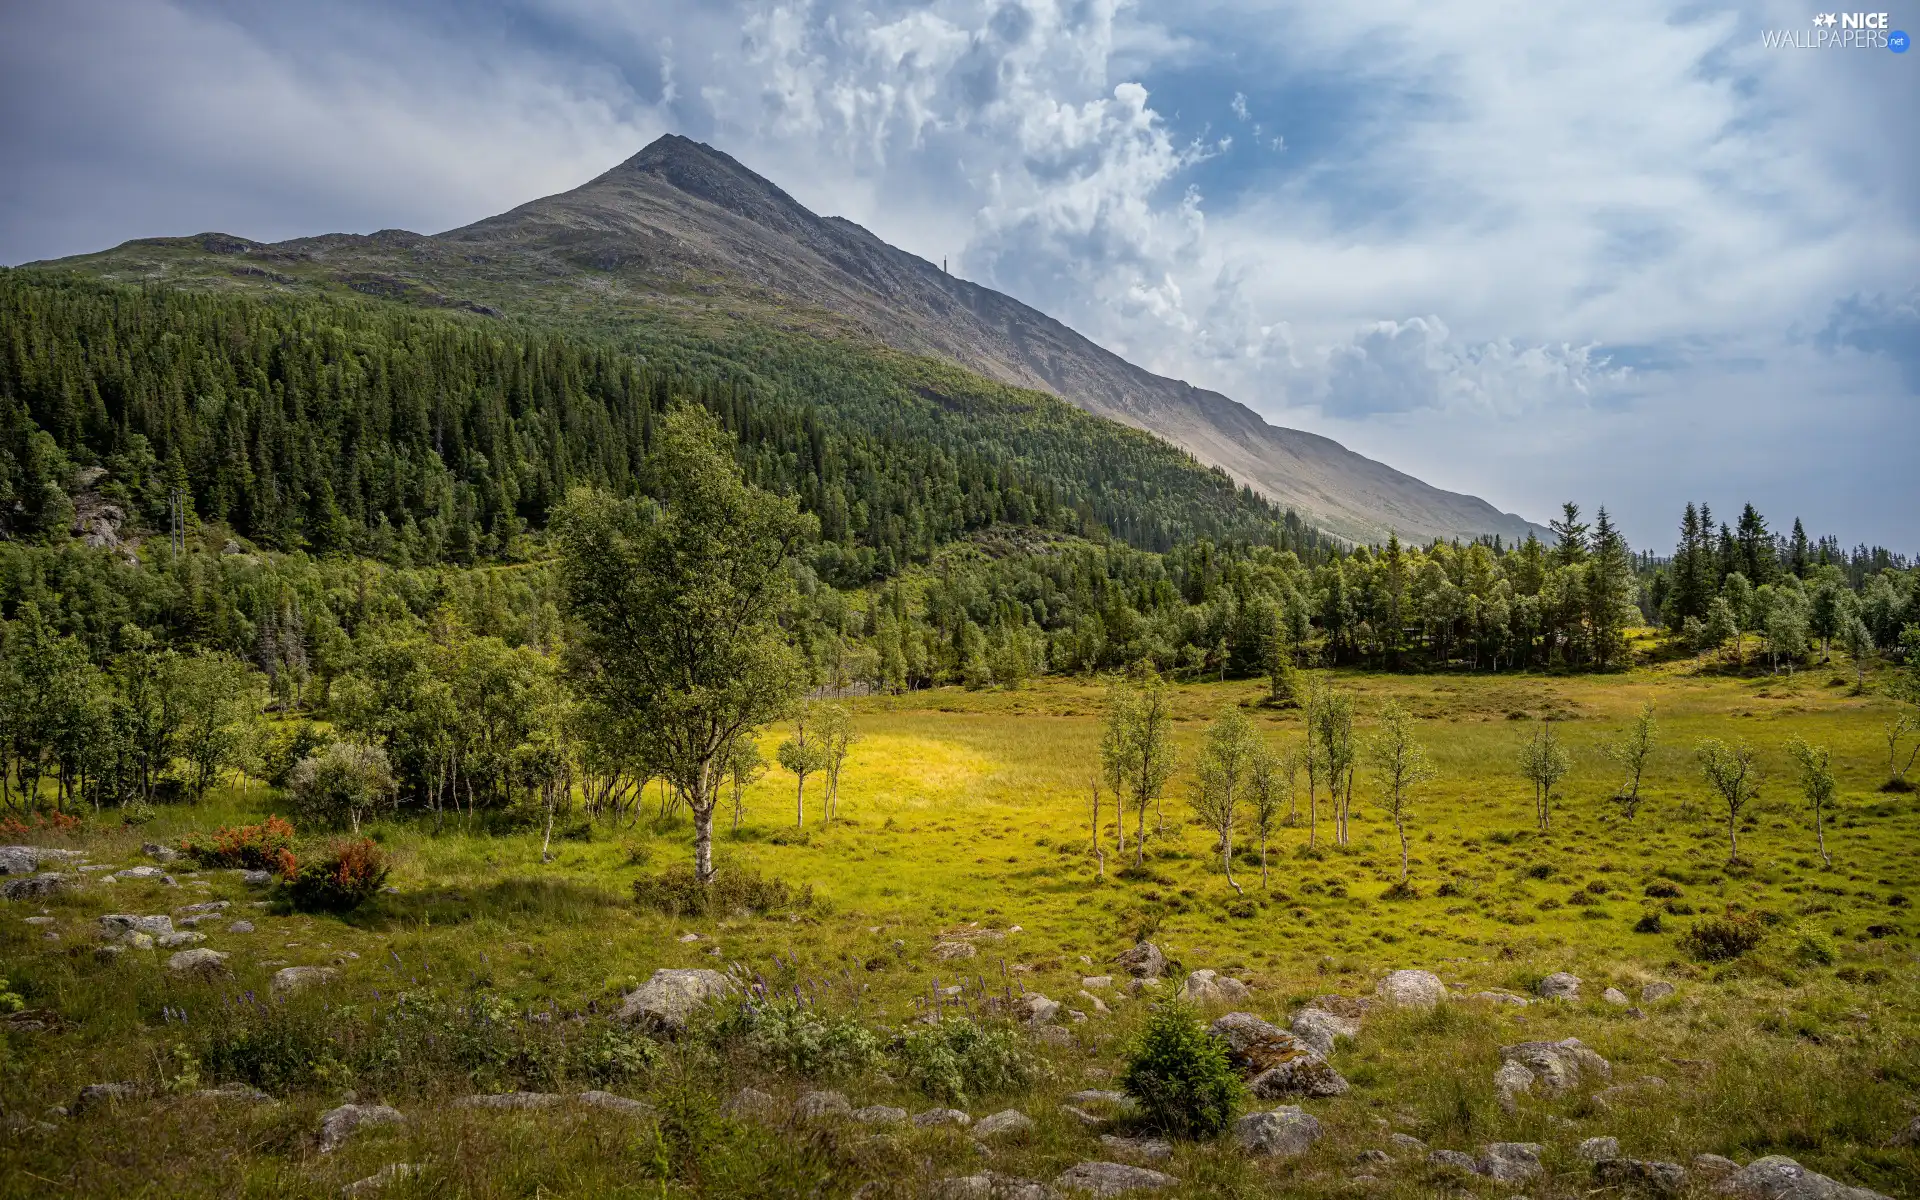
xmin=1375 ymin=969 xmax=1446 ymax=1008
xmin=1249 ymin=1056 xmax=1350 ymax=1099
xmin=1177 ymin=969 xmax=1250 ymax=1005
xmin=1494 ymin=1060 xmax=1535 ymax=1110
xmin=240 ymin=870 xmax=273 ymax=886
xmin=971 ymin=1109 xmax=1034 ymax=1140
xmin=795 ymin=1090 xmax=853 ymax=1123
xmin=617 ymin=968 xmax=730 ymax=1032
xmin=1232 ymin=1106 xmax=1322 ymax=1157
xmin=156 ymin=931 xmax=205 ymax=948
xmin=1711 ymin=1156 xmax=1893 ymax=1200
xmin=853 ymin=1105 xmax=909 ymax=1126
xmin=228 ymin=920 xmax=256 ymax=934
xmin=1055 ymin=1161 xmax=1178 ymax=1195
xmin=1479 ymin=1142 xmax=1544 ymax=1183
xmin=99 ymin=913 xmax=174 ymax=938
xmin=166 ymin=948 xmax=230 ymax=977
xmin=115 ymin=866 xmax=169 ymax=881
xmin=1537 ymin=972 xmax=1582 ymax=1000
xmin=1579 ymin=1137 xmax=1622 ymax=1162
xmin=1596 ymin=1159 xmax=1689 ymax=1195
xmin=1602 ymin=987 xmax=1631 ymax=1007
xmin=1082 ymin=975 xmax=1114 ymax=990
xmin=1389 ymin=1133 xmax=1428 ymax=1155
xmin=72 ymin=1082 xmax=143 ymax=1114
xmin=1016 ymin=993 xmax=1062 ymax=1025
xmin=123 ymin=932 xmax=155 ymax=951
xmin=0 ymin=846 xmax=44 ymax=874
xmin=271 ymin=965 xmax=338 ymax=996
xmin=1100 ymin=1134 xmax=1173 ymax=1161
xmin=914 ymin=1107 xmax=973 ymax=1128
xmin=1498 ymin=1038 xmax=1611 ymax=1095
xmin=724 ymin=1087 xmax=778 ymax=1121
xmin=1 ymin=872 xmax=65 ymax=900
xmin=1116 ymin=942 xmax=1166 ymax=980
xmin=1209 ymin=1012 xmax=1320 ymax=1075
xmin=1290 ymin=1006 xmax=1361 ymax=1057
xmin=342 ymin=1164 xmax=421 ymax=1196
xmin=1641 ymin=981 xmax=1677 ymax=1004
xmin=318 ymin=1103 xmax=404 ymax=1153
xmin=934 ymin=940 xmax=979 ymax=961
xmin=575 ymin=1090 xmax=651 ymax=1116
xmin=456 ymin=1092 xmax=563 ymax=1109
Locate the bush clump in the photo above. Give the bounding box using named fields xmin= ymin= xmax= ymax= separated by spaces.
xmin=1789 ymin=922 xmax=1837 ymax=966
xmin=288 ymin=838 xmax=389 ymax=912
xmin=180 ymin=816 xmax=297 ymax=874
xmin=1678 ymin=909 xmax=1766 ymax=961
xmin=1120 ymin=1002 xmax=1244 ymax=1138
xmin=893 ymin=1018 xmax=1039 ymax=1106
xmin=1633 ymin=912 xmax=1664 ymax=933
xmin=632 ymin=865 xmax=809 ymax=918
xmin=706 ymin=998 xmax=880 ymax=1078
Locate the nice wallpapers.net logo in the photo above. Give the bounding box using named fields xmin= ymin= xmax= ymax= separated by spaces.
xmin=1761 ymin=12 xmax=1910 ymax=49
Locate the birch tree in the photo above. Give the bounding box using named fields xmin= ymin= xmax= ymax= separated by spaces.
xmin=778 ymin=703 xmax=829 ymax=828
xmin=1697 ymin=738 xmax=1761 ymax=864
xmin=1519 ymin=719 xmax=1572 ymax=833
xmin=1191 ymin=708 xmax=1257 ymax=895
xmin=1602 ymin=702 xmax=1658 ymax=821
xmin=1366 ymin=701 xmax=1436 ymax=883
xmin=1245 ymin=739 xmax=1288 ymax=888
xmin=1101 ymin=667 xmax=1177 ymax=869
xmin=1785 ymin=737 xmax=1836 ymax=867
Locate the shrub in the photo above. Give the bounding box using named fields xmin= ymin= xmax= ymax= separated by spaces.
xmin=1644 ymin=880 xmax=1683 ymax=898
xmin=1633 ymin=912 xmax=1665 ymax=933
xmin=180 ymin=816 xmax=296 ymax=872
xmin=287 ymin=742 xmax=394 ymax=832
xmin=632 ymin=865 xmax=808 ymax=918
xmin=1789 ymin=923 xmax=1837 ymax=966
xmin=1678 ymin=909 xmax=1766 ymax=961
xmin=288 ymin=839 xmax=390 ymax=912
xmin=0 ymin=810 xmax=83 ymax=838
xmin=706 ymin=998 xmax=881 ymax=1078
xmin=1120 ymin=1002 xmax=1244 ymax=1138
xmin=893 ymin=1018 xmax=1038 ymax=1106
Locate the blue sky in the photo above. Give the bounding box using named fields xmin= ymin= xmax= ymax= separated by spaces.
xmin=2 ymin=0 xmax=1915 ymax=551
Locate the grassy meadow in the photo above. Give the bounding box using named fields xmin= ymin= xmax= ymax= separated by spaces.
xmin=4 ymin=647 xmax=1918 ymax=1198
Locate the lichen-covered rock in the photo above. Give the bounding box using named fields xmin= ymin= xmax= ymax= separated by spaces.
xmin=1641 ymin=981 xmax=1677 ymax=1004
xmin=271 ymin=965 xmax=338 ymax=996
xmin=1389 ymin=1133 xmax=1428 ymax=1155
xmin=1249 ymin=1055 xmax=1349 ymax=1099
xmin=166 ymin=948 xmax=230 ymax=977
xmin=72 ymin=1082 xmax=143 ymax=1114
xmin=155 ymin=931 xmax=205 ymax=948
xmin=1016 ymin=993 xmax=1062 ymax=1025
xmin=1 ymin=872 xmax=66 ymax=900
xmin=914 ymin=1107 xmax=973 ymax=1128
xmin=114 ymin=866 xmax=169 ymax=882
xmin=1537 ymin=972 xmax=1582 ymax=1000
xmin=795 ymin=1090 xmax=853 ymax=1123
xmin=1494 ymin=1060 xmax=1535 ymax=1110
xmin=1470 ymin=991 xmax=1532 ymax=1006
xmin=1116 ymin=942 xmax=1166 ymax=979
xmin=0 ymin=846 xmax=44 ymax=874
xmin=1232 ymin=1106 xmax=1321 ymax=1157
xmin=227 ymin=920 xmax=255 ymax=934
xmin=724 ymin=1087 xmax=778 ymax=1121
xmin=1290 ymin=1006 xmax=1361 ymax=1057
xmin=617 ymin=968 xmax=730 ymax=1032
xmin=1209 ymin=1012 xmax=1319 ymax=1075
xmin=1055 ymin=1161 xmax=1178 ymax=1195
xmin=1374 ymin=969 xmax=1446 ymax=1008
xmin=99 ymin=913 xmax=174 ymax=938
xmin=1711 ymin=1156 xmax=1893 ymax=1200
xmin=1692 ymin=1155 xmax=1741 ymax=1180
xmin=932 ymin=1173 xmax=1051 ymax=1199
xmin=934 ymin=940 xmax=979 ymax=961
xmin=1579 ymin=1136 xmax=1622 ymax=1161
xmin=1177 ymin=969 xmax=1250 ymax=1005
xmin=1479 ymin=1142 xmax=1544 ymax=1183
xmin=1498 ymin=1037 xmax=1610 ymax=1094
xmin=971 ymin=1109 xmax=1035 ymax=1140
xmin=853 ymin=1105 xmax=909 ymax=1126
xmin=317 ymin=1103 xmax=404 ymax=1153
xmin=1596 ymin=1159 xmax=1689 ymax=1195
xmin=1428 ymin=1149 xmax=1481 ymax=1174
xmin=1603 ymin=987 xmax=1631 ymax=1006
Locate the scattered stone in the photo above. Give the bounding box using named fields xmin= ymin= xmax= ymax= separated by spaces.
xmin=73 ymin=1082 xmax=142 ymax=1114
xmin=1291 ymin=1006 xmax=1362 ymax=1057
xmin=915 ymin=1107 xmax=973 ymax=1128
xmin=1498 ymin=1038 xmax=1610 ymax=1095
xmin=1428 ymin=1149 xmax=1482 ymax=1174
xmin=1078 ymin=990 xmax=1111 ymax=1015
xmin=1209 ymin=1012 xmax=1320 ymax=1075
xmin=676 ymin=932 xmax=701 ymax=943
xmin=271 ymin=965 xmax=338 ymax=996
xmin=1711 ymin=1155 xmax=1892 ymax=1200
xmin=2 ymin=872 xmax=66 ymax=900
xmin=972 ymin=1109 xmax=1035 ymax=1140
xmin=1479 ymin=1142 xmax=1544 ymax=1183
xmin=142 ymin=842 xmax=182 ymax=864
xmin=228 ymin=920 xmax=256 ymax=934
xmin=94 ymin=944 xmax=125 ymax=962
xmin=1101 ymin=1134 xmax=1173 ymax=1161
xmin=1596 ymin=1159 xmax=1689 ymax=1194
xmin=1250 ymin=1055 xmax=1350 ymax=1099
xmin=1061 ymin=1104 xmax=1104 ymax=1127
xmin=1641 ymin=982 xmax=1676 ymax=1004
xmin=317 ymin=1103 xmax=404 ymax=1153
xmin=932 ymin=1173 xmax=1050 ymax=1199
xmin=1178 ymin=969 xmax=1250 ymax=1005
xmin=342 ymin=1163 xmax=422 ymax=1195
xmin=724 ymin=1087 xmax=778 ymax=1121
xmin=457 ymin=1092 xmax=564 ymax=1109
xmin=177 ymin=899 xmax=228 ymax=915
xmin=1691 ymin=1155 xmax=1741 ymax=1180
xmin=1036 ymin=1026 xmax=1075 ymax=1048
xmin=1016 ymin=993 xmax=1062 ymax=1025
xmin=1469 ymin=991 xmax=1531 ymax=1006
xmin=22 ymin=915 xmax=54 ymax=925
xmin=1375 ymin=969 xmax=1446 ymax=1008
xmin=166 ymin=948 xmax=231 ymax=977
xmin=853 ymin=1105 xmax=909 ymax=1126
xmin=194 ymin=1082 xmax=274 ymax=1104
xmin=1116 ymin=942 xmax=1166 ymax=979
xmin=1603 ymin=987 xmax=1631 ymax=1007
xmin=1082 ymin=975 xmax=1113 ymax=989
xmin=0 ymin=846 xmax=45 ymax=874
xmin=1494 ymin=1060 xmax=1535 ymax=1110
xmin=617 ymin=968 xmax=730 ymax=1033
xmin=1356 ymin=1150 xmax=1393 ymax=1166
xmin=1065 ymin=1090 xmax=1136 ymax=1114
xmin=1580 ymin=1137 xmax=1622 ymax=1161
xmin=934 ymin=940 xmax=979 ymax=961
xmin=1233 ymin=1106 xmax=1322 ymax=1157
xmin=575 ymin=1090 xmax=651 ymax=1116
xmin=1537 ymin=972 xmax=1582 ymax=1000
xmin=795 ymin=1090 xmax=853 ymax=1123
xmin=114 ymin=866 xmax=170 ymax=881
xmin=240 ymin=870 xmax=272 ymax=886
xmin=1389 ymin=1133 xmax=1428 ymax=1155
xmin=156 ymin=931 xmax=206 ymax=948
xmin=1055 ymin=1161 xmax=1178 ymax=1195
xmin=1313 ymin=994 xmax=1373 ymax=1019
xmin=100 ymin=913 xmax=174 ymax=937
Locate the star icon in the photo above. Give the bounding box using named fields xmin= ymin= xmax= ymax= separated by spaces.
xmin=1813 ymin=12 xmax=1836 ymax=26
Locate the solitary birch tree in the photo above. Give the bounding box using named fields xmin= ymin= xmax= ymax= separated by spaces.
xmin=1785 ymin=737 xmax=1836 ymax=867
xmin=1191 ymin=708 xmax=1257 ymax=895
xmin=1366 ymin=701 xmax=1436 ymax=883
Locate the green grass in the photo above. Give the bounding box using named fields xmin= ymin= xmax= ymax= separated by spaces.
xmin=3 ymin=657 xmax=1916 ymax=1196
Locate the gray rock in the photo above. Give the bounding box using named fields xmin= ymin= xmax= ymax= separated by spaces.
xmin=1498 ymin=1037 xmax=1610 ymax=1095
xmin=1065 ymin=1090 xmax=1137 ymax=1114
xmin=1893 ymin=1116 xmax=1920 ymax=1147
xmin=0 ymin=845 xmax=44 ymax=874
xmin=1061 ymin=1104 xmax=1105 ymax=1127
xmin=914 ymin=1107 xmax=973 ymax=1128
xmin=317 ymin=1103 xmax=404 ymax=1153
xmin=1692 ymin=1155 xmax=1741 ymax=1180
xmin=1355 ymin=1150 xmax=1392 ymax=1166
xmin=166 ymin=948 xmax=231 ymax=976
xmin=1077 ymin=990 xmax=1111 ymax=1015
xmin=456 ymin=1092 xmax=564 ymax=1109
xmin=934 ymin=940 xmax=979 ymax=961
xmin=1641 ymin=981 xmax=1677 ymax=1004
xmin=1082 ymin=975 xmax=1114 ymax=989
xmin=122 ymin=931 xmax=154 ymax=950
xmin=1100 ymin=1134 xmax=1173 ymax=1161
xmin=1055 ymin=1161 xmax=1178 ymax=1195
xmin=177 ymin=900 xmax=229 ymax=914
xmin=342 ymin=1163 xmax=421 ymax=1195
xmin=99 ymin=913 xmax=174 ymax=937
xmin=73 ymin=1082 xmax=143 ymax=1114
xmin=1479 ymin=1142 xmax=1544 ymax=1183
xmin=22 ymin=915 xmax=54 ymax=925
xmin=1116 ymin=942 xmax=1166 ymax=979
xmin=1375 ymin=969 xmax=1446 ymax=1008
xmin=1596 ymin=1159 xmax=1688 ymax=1195
xmin=1209 ymin=1012 xmax=1321 ymax=1075
xmin=972 ymin=1109 xmax=1035 ymax=1140
xmin=1537 ymin=972 xmax=1582 ymax=1000
xmin=1291 ymin=1006 xmax=1361 ymax=1057
xmin=1036 ymin=1025 xmax=1076 ymax=1048
xmin=156 ymin=931 xmax=206 ymax=948
xmin=1579 ymin=1137 xmax=1622 ymax=1162
xmin=94 ymin=944 xmax=125 ymax=962
xmin=1250 ymin=1055 xmax=1350 ymax=1099
xmin=193 ymin=1083 xmax=274 ymax=1104
xmin=1017 ymin=993 xmax=1062 ymax=1025
xmin=271 ymin=965 xmax=338 ymax=996
xmin=1 ymin=872 xmax=66 ymax=900
xmin=1177 ymin=969 xmax=1250 ymax=1005
xmin=617 ymin=968 xmax=730 ymax=1032
xmin=795 ymin=1090 xmax=853 ymax=1123
xmin=853 ymin=1105 xmax=909 ymax=1126
xmin=1389 ymin=1133 xmax=1428 ymax=1155
xmin=575 ymin=1090 xmax=651 ymax=1115
xmin=1232 ymin=1105 xmax=1322 ymax=1157
xmin=228 ymin=920 xmax=256 ymax=934
xmin=114 ymin=865 xmax=169 ymax=881
xmin=1494 ymin=1059 xmax=1535 ymax=1110
xmin=1428 ymin=1149 xmax=1482 ymax=1174
xmin=1603 ymin=987 xmax=1631 ymax=1006
xmin=240 ymin=870 xmax=272 ymax=886
xmin=1469 ymin=991 xmax=1532 ymax=1006
xmin=1711 ymin=1156 xmax=1892 ymax=1200
xmin=142 ymin=842 xmax=182 ymax=864
xmin=724 ymin=1087 xmax=778 ymax=1121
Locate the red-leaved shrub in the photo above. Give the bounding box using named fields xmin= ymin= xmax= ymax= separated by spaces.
xmin=180 ymin=816 xmax=297 ymax=873
xmin=288 ymin=839 xmax=390 ymax=912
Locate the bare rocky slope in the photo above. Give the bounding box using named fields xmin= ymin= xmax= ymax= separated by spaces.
xmin=36 ymin=134 xmax=1545 ymax=544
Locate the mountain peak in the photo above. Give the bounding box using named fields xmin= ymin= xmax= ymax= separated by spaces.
xmin=606 ymin=134 xmax=816 ymax=232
